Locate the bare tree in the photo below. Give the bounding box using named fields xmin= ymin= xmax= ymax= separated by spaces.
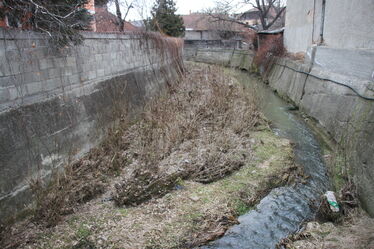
xmin=131 ymin=0 xmax=153 ymax=21
xmin=112 ymin=0 xmax=135 ymax=31
xmin=0 ymin=0 xmax=93 ymax=47
xmin=245 ymin=0 xmax=285 ymax=30
xmin=110 ymin=0 xmax=155 ymax=30
xmin=207 ymin=0 xmax=286 ymax=31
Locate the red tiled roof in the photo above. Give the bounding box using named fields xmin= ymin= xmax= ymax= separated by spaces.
xmin=94 ymin=6 xmax=139 ymax=32
xmin=181 ymin=13 xmax=248 ymax=32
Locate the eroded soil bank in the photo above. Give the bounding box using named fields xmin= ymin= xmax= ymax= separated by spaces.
xmin=0 ymin=63 xmax=302 ymax=248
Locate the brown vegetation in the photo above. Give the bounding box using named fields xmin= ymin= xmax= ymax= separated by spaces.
xmin=253 ymin=35 xmax=285 ymax=74
xmin=0 ymin=63 xmax=303 ymax=249
xmin=113 ymin=64 xmax=264 ymax=205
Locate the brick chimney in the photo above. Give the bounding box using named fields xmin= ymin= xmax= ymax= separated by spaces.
xmin=0 ymin=0 xmax=8 ymax=28
xmin=85 ymin=0 xmax=97 ymax=31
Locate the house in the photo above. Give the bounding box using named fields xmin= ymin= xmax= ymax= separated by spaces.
xmin=236 ymin=8 xmax=261 ymax=27
xmin=94 ymin=4 xmax=139 ymax=32
xmin=182 ymin=13 xmax=249 ymax=40
xmin=182 ymin=13 xmax=255 ymax=49
xmin=236 ymin=6 xmax=286 ymax=31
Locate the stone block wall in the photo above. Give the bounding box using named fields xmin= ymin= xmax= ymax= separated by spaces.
xmin=0 ymin=29 xmax=183 ymax=221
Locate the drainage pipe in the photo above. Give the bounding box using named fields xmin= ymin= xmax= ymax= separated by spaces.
xmin=319 ymin=0 xmax=326 ymax=44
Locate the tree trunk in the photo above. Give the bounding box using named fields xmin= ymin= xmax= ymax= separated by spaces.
xmin=114 ymin=0 xmax=124 ymax=32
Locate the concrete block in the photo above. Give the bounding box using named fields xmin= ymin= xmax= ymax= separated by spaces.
xmin=44 ymin=78 xmax=62 ymax=92
xmin=80 ymin=73 xmax=89 ymax=82
xmin=0 ymin=87 xmax=10 ymax=103
xmin=97 ymin=69 xmax=105 ymax=78
xmin=95 ymin=54 xmax=103 ymax=62
xmin=66 ymin=57 xmax=76 ymax=67
xmin=26 ymin=71 xmax=43 ymax=83
xmin=0 ymin=76 xmax=13 ymax=87
xmin=27 ymin=82 xmax=43 ymax=95
xmin=53 ymin=57 xmax=66 ymax=68
xmin=0 ymin=57 xmax=12 ymax=77
xmin=8 ymin=85 xmax=27 ymax=100
xmin=22 ymin=60 xmax=40 ymax=74
xmin=68 ymin=74 xmax=80 ymax=85
xmin=32 ymin=48 xmax=47 ymax=59
xmin=88 ymin=70 xmax=97 ymax=80
xmin=3 ymin=40 xmax=18 ymax=50
xmin=48 ymin=68 xmax=61 ymax=79
xmin=9 ymin=62 xmax=21 ymax=75
xmin=39 ymin=58 xmax=54 ymax=70
xmin=5 ymin=50 xmax=21 ymax=62
xmin=62 ymin=67 xmax=74 ymax=76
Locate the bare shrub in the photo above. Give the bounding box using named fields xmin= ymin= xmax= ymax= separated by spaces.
xmin=253 ymin=35 xmax=285 ymax=74
xmin=114 ymin=64 xmax=266 ymax=206
xmin=30 ymin=160 xmax=107 ymax=227
xmin=27 ymin=63 xmax=264 ymax=226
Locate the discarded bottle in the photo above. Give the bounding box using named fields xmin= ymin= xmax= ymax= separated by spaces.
xmin=324 ymin=191 xmax=340 ymax=212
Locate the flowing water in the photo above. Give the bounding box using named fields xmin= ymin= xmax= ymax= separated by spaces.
xmin=201 ymin=70 xmax=330 ymax=249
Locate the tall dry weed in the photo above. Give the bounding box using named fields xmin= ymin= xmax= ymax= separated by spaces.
xmin=114 ymin=64 xmax=266 ymax=205
xmin=28 ymin=64 xmax=265 ymax=225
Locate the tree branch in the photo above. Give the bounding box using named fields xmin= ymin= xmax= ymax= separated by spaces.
xmin=265 ymin=6 xmax=285 ymax=29
xmin=208 ymin=13 xmax=259 ymax=31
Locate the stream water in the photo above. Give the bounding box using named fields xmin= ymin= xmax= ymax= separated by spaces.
xmin=201 ymin=70 xmax=330 ymax=249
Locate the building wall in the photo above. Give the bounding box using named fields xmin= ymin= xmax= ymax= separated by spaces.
xmin=323 ymin=0 xmax=374 ymax=49
xmin=284 ymin=0 xmax=321 ymax=53
xmin=184 ymin=30 xmax=221 ymax=41
xmin=284 ymin=0 xmax=374 ymax=53
xmin=0 ymin=29 xmax=183 ymax=221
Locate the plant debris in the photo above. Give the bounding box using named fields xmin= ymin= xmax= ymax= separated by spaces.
xmin=0 ymin=63 xmax=302 ymax=249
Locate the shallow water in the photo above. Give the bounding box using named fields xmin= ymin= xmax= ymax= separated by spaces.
xmin=201 ymin=70 xmax=330 ymax=249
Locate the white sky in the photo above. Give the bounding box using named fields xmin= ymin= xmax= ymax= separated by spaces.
xmin=175 ymin=0 xmax=216 ymax=15
xmin=110 ymin=0 xmax=251 ymax=21
xmin=117 ymin=0 xmax=218 ymax=21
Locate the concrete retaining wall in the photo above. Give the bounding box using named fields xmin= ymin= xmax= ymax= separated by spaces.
xmin=267 ymin=58 xmax=374 ymax=216
xmin=183 ymin=46 xmax=254 ymax=70
xmin=0 ymin=29 xmax=183 ymax=221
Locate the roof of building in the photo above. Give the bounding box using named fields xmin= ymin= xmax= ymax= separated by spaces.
xmin=94 ymin=6 xmax=139 ymax=32
xmin=257 ymin=27 xmax=284 ymax=34
xmin=181 ymin=13 xmax=248 ymax=32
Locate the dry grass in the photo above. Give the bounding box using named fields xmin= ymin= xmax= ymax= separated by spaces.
xmin=253 ymin=35 xmax=285 ymax=74
xmin=17 ymin=129 xmax=299 ymax=249
xmin=0 ymin=63 xmax=301 ymax=249
xmin=113 ymin=64 xmax=265 ymax=206
xmin=278 ymin=210 xmax=374 ymax=249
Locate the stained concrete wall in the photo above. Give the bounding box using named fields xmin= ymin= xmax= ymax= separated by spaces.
xmin=184 ymin=30 xmax=221 ymax=41
xmin=184 ymin=46 xmax=253 ymax=70
xmin=284 ymin=0 xmax=374 ymax=53
xmin=323 ymin=0 xmax=374 ymax=50
xmin=283 ymin=0 xmax=321 ymax=53
xmin=267 ymin=58 xmax=374 ymax=216
xmin=0 ymin=29 xmax=183 ymax=221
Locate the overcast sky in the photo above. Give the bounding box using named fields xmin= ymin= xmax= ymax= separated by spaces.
xmin=121 ymin=0 xmax=217 ymax=21
xmin=111 ymin=0 xmax=249 ymax=21
xmin=175 ymin=0 xmax=216 ymax=15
